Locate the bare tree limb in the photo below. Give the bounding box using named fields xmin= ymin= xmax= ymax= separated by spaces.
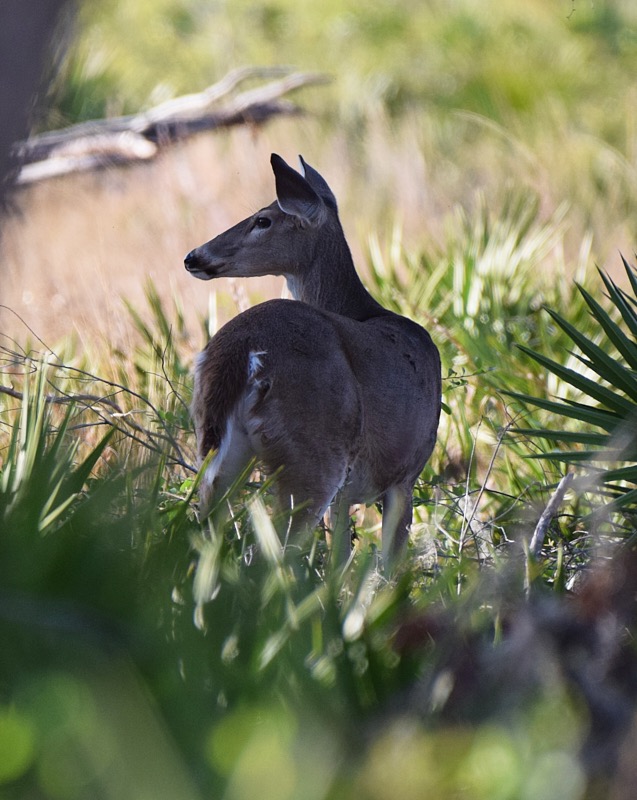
xmin=0 ymin=383 xmax=123 ymax=413
xmin=13 ymin=68 xmax=330 ymax=185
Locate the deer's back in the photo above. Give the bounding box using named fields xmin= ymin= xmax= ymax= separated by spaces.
xmin=194 ymin=298 xmax=441 ymax=501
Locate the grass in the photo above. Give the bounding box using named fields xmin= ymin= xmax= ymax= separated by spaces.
xmin=2 ymin=1 xmax=637 ymax=796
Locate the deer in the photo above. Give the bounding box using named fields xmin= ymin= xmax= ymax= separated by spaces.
xmin=184 ymin=153 xmax=441 ymax=564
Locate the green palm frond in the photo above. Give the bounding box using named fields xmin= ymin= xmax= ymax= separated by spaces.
xmin=505 ymin=255 xmax=637 ymax=515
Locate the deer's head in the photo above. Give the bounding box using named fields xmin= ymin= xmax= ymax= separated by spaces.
xmin=184 ymin=154 xmax=341 ymax=282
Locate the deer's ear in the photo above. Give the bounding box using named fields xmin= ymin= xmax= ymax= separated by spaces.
xmin=271 ymin=153 xmax=326 ymax=226
xmin=298 ymin=156 xmax=338 ymax=212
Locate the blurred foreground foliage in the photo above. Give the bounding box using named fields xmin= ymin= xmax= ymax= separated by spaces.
xmin=1 ymin=198 xmax=637 ymax=798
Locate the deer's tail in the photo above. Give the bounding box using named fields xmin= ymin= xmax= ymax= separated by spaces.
xmin=191 ymin=327 xmax=252 ymax=461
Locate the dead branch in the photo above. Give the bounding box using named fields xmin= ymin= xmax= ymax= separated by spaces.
xmin=13 ymin=67 xmax=329 ymax=185
xmin=528 ymin=472 xmax=575 ymax=561
xmin=0 ymin=382 xmax=123 ymax=413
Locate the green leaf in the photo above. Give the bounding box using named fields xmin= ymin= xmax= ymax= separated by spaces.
xmin=39 ymin=491 xmax=79 ymax=532
xmin=601 ymin=487 xmax=637 ymax=511
xmin=512 ymin=428 xmax=610 ymax=446
xmin=516 ymin=344 xmax=636 ymax=417
xmin=600 ymin=263 xmax=637 ymax=340
xmin=543 ymin=307 xmax=637 ymax=398
xmin=502 ymin=390 xmax=621 ymax=432
xmin=578 ymin=281 xmax=637 ymax=371
xmin=524 ymin=450 xmax=607 ymax=464
xmin=621 ymin=254 xmax=637 ymax=305
xmin=603 ymin=465 xmax=637 ymax=483
xmin=62 ymin=427 xmax=116 ymax=497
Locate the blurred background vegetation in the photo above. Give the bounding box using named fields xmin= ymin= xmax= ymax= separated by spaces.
xmin=49 ymin=0 xmax=637 ymax=130
xmin=1 ymin=0 xmax=637 ymax=798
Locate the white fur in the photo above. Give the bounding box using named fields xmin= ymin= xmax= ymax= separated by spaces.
xmin=192 ymin=350 xmax=207 ymax=407
xmin=201 ymin=415 xmax=235 ymax=491
xmin=248 ymin=350 xmax=267 ymax=379
xmin=194 ymin=349 xmax=208 ymax=372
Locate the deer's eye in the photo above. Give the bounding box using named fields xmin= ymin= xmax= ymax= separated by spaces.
xmin=254 ymin=216 xmax=271 ymax=230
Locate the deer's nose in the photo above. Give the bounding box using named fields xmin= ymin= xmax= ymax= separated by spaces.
xmin=184 ymin=250 xmax=197 ymax=271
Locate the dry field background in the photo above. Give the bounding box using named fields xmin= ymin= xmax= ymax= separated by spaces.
xmin=2 ymin=123 xmax=293 ymax=351
xmin=3 ymin=97 xmax=637 ymax=358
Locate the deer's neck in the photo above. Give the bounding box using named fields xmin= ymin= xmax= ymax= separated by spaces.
xmin=287 ymin=231 xmax=386 ymax=321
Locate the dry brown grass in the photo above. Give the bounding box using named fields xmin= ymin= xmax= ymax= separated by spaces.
xmin=1 ymin=123 xmax=289 ymax=352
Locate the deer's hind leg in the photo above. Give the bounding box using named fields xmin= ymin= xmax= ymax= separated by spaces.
xmin=381 ymin=483 xmax=415 ymax=564
xmin=269 ymin=459 xmax=348 ymax=549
